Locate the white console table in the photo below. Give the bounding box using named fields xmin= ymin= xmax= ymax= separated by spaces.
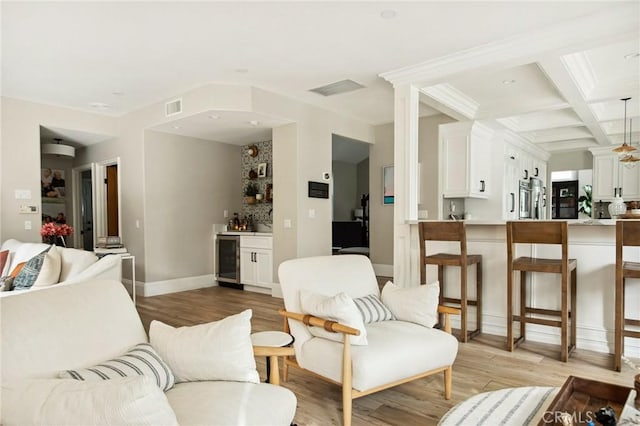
xmin=120 ymin=254 xmax=136 ymax=303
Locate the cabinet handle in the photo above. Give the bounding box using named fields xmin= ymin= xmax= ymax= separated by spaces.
xmin=480 ymin=180 xmax=485 ymax=192
xmin=253 ymin=252 xmax=256 ymax=262
xmin=510 ymin=193 xmax=515 ymax=213
xmin=524 ymin=170 xmax=529 ymax=179
xmin=534 ymin=167 xmax=539 ymax=177
xmin=619 ymin=187 xmax=623 ymax=197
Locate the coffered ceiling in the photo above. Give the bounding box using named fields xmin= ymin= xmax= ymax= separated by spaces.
xmin=2 ymin=2 xmax=639 ymax=154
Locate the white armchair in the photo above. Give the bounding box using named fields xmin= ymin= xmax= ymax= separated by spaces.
xmin=278 ymin=254 xmax=460 ymax=426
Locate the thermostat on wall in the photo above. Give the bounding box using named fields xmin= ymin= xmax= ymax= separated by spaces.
xmin=19 ymin=205 xmax=38 ymax=214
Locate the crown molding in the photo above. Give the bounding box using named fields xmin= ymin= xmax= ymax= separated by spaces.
xmin=539 ymin=138 xmax=598 ymax=153
xmin=502 ymin=129 xmax=550 ymax=160
xmin=420 ymin=84 xmax=479 ymax=119
xmin=379 ymin=7 xmax=638 ymax=87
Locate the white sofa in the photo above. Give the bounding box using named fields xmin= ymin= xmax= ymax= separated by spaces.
xmin=0 ymin=239 xmax=121 ymax=293
xmin=0 ymin=279 xmax=297 ymax=425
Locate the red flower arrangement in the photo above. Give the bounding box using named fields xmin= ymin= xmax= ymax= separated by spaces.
xmin=40 ymin=223 xmax=74 ymax=246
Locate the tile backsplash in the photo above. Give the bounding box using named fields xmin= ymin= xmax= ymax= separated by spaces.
xmin=241 ymin=140 xmax=272 ymax=225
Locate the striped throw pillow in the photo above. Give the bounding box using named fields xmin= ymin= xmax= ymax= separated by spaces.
xmin=60 ymin=343 xmax=175 ymax=391
xmin=353 ymin=294 xmax=395 ymax=324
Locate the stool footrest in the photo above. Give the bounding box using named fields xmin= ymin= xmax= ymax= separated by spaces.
xmin=442 ymin=297 xmax=478 ymax=306
xmin=624 ymin=329 xmax=640 ymax=339
xmin=625 ymin=318 xmax=640 ymax=327
xmin=512 ymin=336 xmax=525 ymax=349
xmin=513 ymin=315 xmax=562 ymax=328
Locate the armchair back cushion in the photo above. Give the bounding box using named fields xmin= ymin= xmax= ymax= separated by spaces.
xmin=1 ymin=280 xmax=147 ymax=382
xmin=278 ymin=255 xmax=379 ymax=362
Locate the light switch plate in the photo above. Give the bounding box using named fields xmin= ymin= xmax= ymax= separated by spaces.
xmin=15 ymin=189 xmax=31 ymax=199
xmin=284 ymin=219 xmax=292 ymax=229
xmin=19 ymin=205 xmax=38 ymax=214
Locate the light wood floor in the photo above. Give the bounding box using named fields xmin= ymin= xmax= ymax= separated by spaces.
xmin=136 ymin=284 xmax=638 ymax=426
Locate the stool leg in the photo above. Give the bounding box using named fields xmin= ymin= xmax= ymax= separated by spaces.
xmin=614 ymin=275 xmax=624 ymax=372
xmin=507 ymin=264 xmax=514 ymax=352
xmin=461 ymin=263 xmax=468 ymax=343
xmin=476 ymin=260 xmax=482 ymax=335
xmin=560 ymin=271 xmax=569 ymax=363
xmin=570 ymin=267 xmax=577 ymax=351
xmin=520 ymin=271 xmax=527 ymax=341
xmin=438 ymin=265 xmax=445 ymax=327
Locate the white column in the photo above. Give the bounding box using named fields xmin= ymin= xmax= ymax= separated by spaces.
xmin=393 ymin=84 xmax=420 ymax=287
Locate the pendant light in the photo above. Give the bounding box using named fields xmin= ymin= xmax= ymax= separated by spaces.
xmin=41 ymin=138 xmax=75 ymax=158
xmin=620 ymin=118 xmax=640 ymax=168
xmin=613 ymin=97 xmax=637 ymax=156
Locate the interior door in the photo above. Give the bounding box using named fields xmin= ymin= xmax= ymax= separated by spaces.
xmin=106 ymin=164 xmax=119 ymax=236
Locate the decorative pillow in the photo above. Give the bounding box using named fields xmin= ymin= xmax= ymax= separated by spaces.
xmin=381 ymin=280 xmax=440 ymax=328
xmin=1 ymin=376 xmax=178 ymax=426
xmin=33 ymin=245 xmax=61 ymax=287
xmin=0 ymin=249 xmax=9 ymax=275
xmin=12 ymin=248 xmax=50 ymax=290
xmin=150 ymin=309 xmax=259 ymax=384
xmin=299 ymin=290 xmax=368 ymax=345
xmin=0 ymin=276 xmax=14 ymax=291
xmin=9 ymin=261 xmax=26 ymax=278
xmin=353 ymin=294 xmax=395 ymax=323
xmin=59 ymin=343 xmax=174 ymax=391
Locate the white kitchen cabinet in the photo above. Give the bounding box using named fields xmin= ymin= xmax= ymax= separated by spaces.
xmin=503 ymin=149 xmax=519 ymax=220
xmin=590 ymin=148 xmax=640 ymax=201
xmin=240 ymin=235 xmax=272 ymax=289
xmin=440 ymin=122 xmax=493 ymax=199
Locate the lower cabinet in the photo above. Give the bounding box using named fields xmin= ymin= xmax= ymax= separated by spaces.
xmin=240 ymin=236 xmax=273 ymax=289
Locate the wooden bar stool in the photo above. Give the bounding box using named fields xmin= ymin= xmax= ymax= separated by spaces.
xmin=614 ymin=220 xmax=640 ymax=371
xmin=419 ymin=221 xmax=482 ymax=342
xmin=506 ymin=221 xmax=577 ymax=362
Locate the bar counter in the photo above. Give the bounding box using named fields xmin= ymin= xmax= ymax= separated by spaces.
xmin=420 ymin=219 xmax=639 ymax=359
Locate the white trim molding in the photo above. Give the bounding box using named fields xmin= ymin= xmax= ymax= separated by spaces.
xmin=139 ymin=274 xmax=216 ymax=297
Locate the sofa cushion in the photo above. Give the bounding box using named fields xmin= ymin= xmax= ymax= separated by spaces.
xmin=60 ymin=343 xmax=175 ymax=391
xmin=381 ymin=280 xmax=440 ymax=328
xmin=165 ymin=381 xmax=296 ymax=426
xmin=353 ymin=294 xmax=395 ymax=323
xmin=150 ymin=309 xmax=259 ymax=384
xmin=299 ymin=320 xmax=458 ymax=392
xmin=300 ymin=290 xmax=368 ymax=345
xmin=2 ymin=376 xmax=178 ymax=426
xmin=1 ymin=280 xmax=148 ymax=382
xmin=58 ymin=248 xmax=98 ymax=282
xmin=32 ymin=245 xmax=61 ymax=287
xmin=13 ymin=247 xmax=50 ymax=290
xmin=0 ymin=249 xmax=9 ymax=275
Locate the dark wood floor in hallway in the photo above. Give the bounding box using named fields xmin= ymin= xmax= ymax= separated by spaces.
xmin=136 ymin=285 xmax=637 ymax=426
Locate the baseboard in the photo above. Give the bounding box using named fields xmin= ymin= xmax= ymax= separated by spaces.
xmin=136 ymin=274 xmax=217 ymax=297
xmin=373 ymin=263 xmax=393 ymax=277
xmin=471 ymin=313 xmax=640 ymax=358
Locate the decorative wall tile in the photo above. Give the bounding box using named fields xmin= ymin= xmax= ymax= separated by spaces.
xmin=241 ymin=140 xmax=272 ymax=225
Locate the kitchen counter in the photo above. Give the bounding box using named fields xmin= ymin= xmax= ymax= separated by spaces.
xmin=218 ymin=231 xmax=273 ymax=236
xmin=417 ymin=220 xmax=639 ymax=358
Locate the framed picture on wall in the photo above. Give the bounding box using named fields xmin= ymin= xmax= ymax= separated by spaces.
xmin=257 ymin=162 xmax=267 ymax=178
xmin=383 ymin=165 xmax=394 ymax=205
xmin=41 ymin=168 xmax=66 ymax=199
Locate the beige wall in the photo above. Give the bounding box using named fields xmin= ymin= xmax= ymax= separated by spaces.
xmin=370 ymin=114 xmax=455 ymax=267
xmin=332 ymin=160 xmax=358 ymax=221
xmin=549 ymin=150 xmax=593 ymax=172
xmin=143 ymin=130 xmax=241 ymax=282
xmin=1 ymin=97 xmax=118 ymax=243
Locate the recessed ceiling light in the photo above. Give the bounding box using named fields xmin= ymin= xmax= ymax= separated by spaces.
xmin=502 ymin=79 xmax=516 ymax=85
xmin=208 ymin=114 xmax=220 ymax=120
xmin=112 ymin=91 xmax=124 ymax=96
xmin=172 ymin=125 xmax=181 ymax=129
xmin=624 ymin=52 xmax=640 ymax=59
xmin=235 ymin=68 xmax=249 ymax=73
xmin=89 ymin=102 xmax=111 ymax=109
xmin=380 ymin=9 xmax=397 ymax=19
xmin=249 ymin=120 xmax=259 ymax=126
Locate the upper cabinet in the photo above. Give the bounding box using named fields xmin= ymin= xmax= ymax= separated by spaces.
xmin=590 ymin=147 xmax=640 ymax=201
xmin=440 ymin=122 xmax=493 ymax=199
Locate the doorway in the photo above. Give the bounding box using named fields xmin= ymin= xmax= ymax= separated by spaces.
xmin=81 ymin=169 xmax=94 ymax=250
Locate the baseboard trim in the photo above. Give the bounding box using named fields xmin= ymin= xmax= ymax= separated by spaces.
xmin=373 ymin=263 xmax=393 ymax=277
xmin=136 ymin=274 xmax=217 ymax=297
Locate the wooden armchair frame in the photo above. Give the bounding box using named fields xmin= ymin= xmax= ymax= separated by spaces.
xmin=278 ymin=305 xmax=460 ymax=426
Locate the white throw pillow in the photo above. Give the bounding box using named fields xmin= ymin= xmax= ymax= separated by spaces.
xmin=59 ymin=343 xmax=175 ymax=391
xmin=381 ymin=280 xmax=440 ymax=328
xmin=299 ymin=290 xmax=368 ymax=345
xmin=32 ymin=245 xmax=61 ymax=287
xmin=149 ymin=309 xmax=259 ymax=383
xmin=1 ymin=376 xmax=178 ymax=426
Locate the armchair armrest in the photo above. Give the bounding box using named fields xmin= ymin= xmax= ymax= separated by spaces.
xmin=437 ymin=305 xmax=461 ymax=334
xmin=278 ymin=308 xmax=360 ymax=336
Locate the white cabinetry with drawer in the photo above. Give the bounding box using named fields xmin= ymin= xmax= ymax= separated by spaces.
xmin=240 ymin=235 xmax=273 ymax=291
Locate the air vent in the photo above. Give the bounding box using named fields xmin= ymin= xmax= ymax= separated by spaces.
xmin=309 ymin=79 xmax=365 ymax=97
xmin=165 ymin=98 xmax=183 ymax=117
